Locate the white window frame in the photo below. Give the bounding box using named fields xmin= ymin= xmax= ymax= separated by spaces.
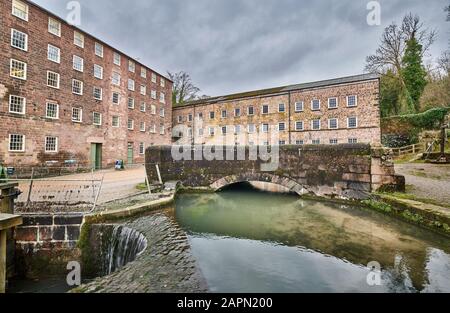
xmin=71 ymin=107 xmax=83 ymax=123
xmin=295 ymin=101 xmax=304 ymax=112
xmin=160 ymin=108 xmax=165 ymax=117
xmin=8 ymin=134 xmax=25 ymax=152
xmin=248 ymin=124 xmax=255 ymax=134
xmin=95 ymin=42 xmax=104 ymax=57
xmin=140 ymin=85 xmax=146 ymax=96
xmin=248 ymin=106 xmax=254 ymax=116
xmin=72 ymin=79 xmax=84 ymax=95
xmin=328 ymin=97 xmax=338 ymax=109
xmin=45 ymin=102 xmax=59 ymax=119
xmin=347 ymin=117 xmax=358 ymax=129
xmin=74 ymin=31 xmax=84 ymax=48
xmin=11 ymin=28 xmax=28 ymax=51
xmin=12 ymin=0 xmax=29 ymax=21
xmin=159 ymin=92 xmax=165 ymax=103
xmin=10 ymin=59 xmax=27 ymax=80
xmin=262 ymin=105 xmax=269 ymax=115
xmin=93 ymin=112 xmax=102 ymax=126
xmin=295 ymin=121 xmax=304 ymax=131
xmin=128 ymin=98 xmax=135 ymax=109
xmin=93 ymin=87 xmax=103 ymax=101
xmin=348 ymin=138 xmax=358 ymax=144
xmin=48 ymin=17 xmax=61 ymax=37
xmin=278 ymin=122 xmax=286 ymax=132
xmin=347 ymin=95 xmax=358 ymax=107
xmin=151 ymin=105 xmax=156 ymax=115
xmin=311 ymin=99 xmax=321 ymax=111
xmin=140 ymin=122 xmax=146 ymax=132
xmin=151 ymin=73 xmax=157 ymax=83
xmin=47 ymin=44 xmax=61 ymax=63
xmin=311 ymin=119 xmax=321 ymax=130
xmin=112 ymin=72 xmax=121 ymax=86
xmin=221 ymin=110 xmax=227 ymax=119
xmin=328 ymin=118 xmax=339 ymax=129
xmin=94 ymin=64 xmax=103 ymax=79
xmin=9 ymin=95 xmax=26 ymax=115
xmin=261 ymin=123 xmax=269 ymax=133
xmin=73 ymin=55 xmax=84 ymax=72
xmin=112 ymin=92 xmax=120 ymax=105
xmin=139 ymin=142 xmax=145 ymax=155
xmin=329 ymin=139 xmax=338 ymax=145
xmin=141 ymin=68 xmax=147 ymax=79
xmin=151 ymin=90 xmax=157 ymax=99
xmin=128 ymin=79 xmax=135 ymax=91
xmin=112 ymin=116 xmax=120 ymax=128
xmin=45 ymin=136 xmax=58 ymax=153
xmin=160 ymin=78 xmax=165 ymax=87
xmin=209 ymin=127 xmax=215 ymax=136
xmin=113 ymin=52 xmax=121 ymax=66
xmin=127 ymin=119 xmax=134 ymax=130
xmin=128 ymin=60 xmax=135 ymax=73
xmin=140 ymin=102 xmax=146 ymax=112
xmin=46 ymin=71 xmax=60 ymax=89
xmin=296 ymin=140 xmax=304 ymax=145
xmin=279 ymin=103 xmax=286 ymax=113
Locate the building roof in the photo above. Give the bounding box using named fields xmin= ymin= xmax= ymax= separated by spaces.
xmin=174 ymin=73 xmax=380 ymax=108
xmin=26 ymin=0 xmax=173 ymax=83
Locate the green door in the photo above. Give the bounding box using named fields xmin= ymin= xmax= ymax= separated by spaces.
xmin=90 ymin=143 xmax=102 ymax=169
xmin=127 ymin=142 xmax=134 ymax=165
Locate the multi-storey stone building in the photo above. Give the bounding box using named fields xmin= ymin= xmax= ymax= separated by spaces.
xmin=172 ymin=74 xmax=381 ymax=146
xmin=0 ymin=0 xmax=173 ymax=169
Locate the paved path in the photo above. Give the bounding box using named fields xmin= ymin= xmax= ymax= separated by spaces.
xmin=395 ymin=163 xmax=450 ymax=207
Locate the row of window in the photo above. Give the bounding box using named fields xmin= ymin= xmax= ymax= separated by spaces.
xmin=9 ymin=58 xmax=166 ymax=104
xmin=8 ymin=134 xmax=149 ymax=155
xmin=7 ymin=95 xmax=165 ymax=120
xmin=181 ymin=117 xmax=358 ymax=137
xmin=176 ymin=96 xmax=358 ymax=123
xmin=11 ymin=0 xmax=166 ymax=86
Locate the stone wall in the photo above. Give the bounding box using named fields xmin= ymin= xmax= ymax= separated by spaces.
xmin=145 ymin=145 xmax=404 ymax=199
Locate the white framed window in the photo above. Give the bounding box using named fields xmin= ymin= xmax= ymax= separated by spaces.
xmin=45 ymin=102 xmax=59 ymax=119
xmin=12 ymin=0 xmax=29 ymax=21
xmin=112 ymin=72 xmax=121 ymax=86
xmin=160 ymin=108 xmax=165 ymax=117
xmin=160 ymin=77 xmax=165 ymax=87
xmin=328 ymin=118 xmax=338 ymax=129
xmin=160 ymin=124 xmax=165 ymax=135
xmin=311 ymin=99 xmax=320 ymax=111
xmin=150 ymin=105 xmax=156 ymax=115
xmin=198 ymin=128 xmax=204 ymax=137
xmin=45 ymin=136 xmax=58 ymax=153
xmin=329 ymin=139 xmax=338 ymax=145
xmin=177 ymin=116 xmax=182 ymax=123
xmin=140 ymin=122 xmax=146 ymax=132
xmin=141 ymin=68 xmax=147 ymax=78
xmin=262 ymin=105 xmax=269 ymax=114
xmin=11 ymin=29 xmax=28 ymax=51
xmin=295 ymin=121 xmax=304 ymax=131
xmin=140 ymin=102 xmax=146 ymax=112
xmin=209 ymin=127 xmax=215 ymax=136
xmin=278 ymin=122 xmax=286 ymax=131
xmin=93 ymin=87 xmax=103 ymax=100
xmin=94 ymin=64 xmax=103 ymax=79
xmin=73 ymin=55 xmax=84 ymax=72
xmin=328 ymin=97 xmax=338 ymax=109
xmin=150 ymin=124 xmax=156 ymax=133
xmin=295 ymin=101 xmax=304 ymax=112
xmin=128 ymin=79 xmax=135 ymax=91
xmin=348 ymin=138 xmax=358 ymax=144
xmin=140 ymin=85 xmax=146 ymax=96
xmin=48 ymin=17 xmax=61 ymax=37
xmin=47 ymin=44 xmax=61 ymax=63
xmin=159 ymin=92 xmax=165 ymax=103
xmin=95 ymin=42 xmax=103 ymax=57
xmin=235 ymin=108 xmax=241 ymax=117
xmin=261 ymin=123 xmax=269 ymax=133
xmin=234 ymin=125 xmax=241 ymax=135
xmin=296 ymin=140 xmax=304 ymax=145
xmin=128 ymin=119 xmax=134 ymax=130
xmin=151 ymin=90 xmax=157 ymax=99
xmin=248 ymin=106 xmax=254 ymax=116
xmin=279 ymin=141 xmax=286 ymax=145
xmin=72 ymin=107 xmax=82 ymax=122
xmin=347 ymin=95 xmax=358 ymax=107
xmin=9 ymin=134 xmax=25 ymax=152
xmin=248 ymin=124 xmax=255 ymax=133
xmin=112 ymin=116 xmax=120 ymax=127
xmin=347 ymin=117 xmax=358 ymax=128
xmin=113 ymin=52 xmax=121 ymax=66
xmin=10 ymin=59 xmax=27 ymax=80
xmin=8 ymin=95 xmax=26 ymax=115
xmin=128 ymin=98 xmax=135 ymax=109
xmin=279 ymin=103 xmax=286 ymax=113
xmin=139 ymin=142 xmax=145 ymax=155
xmin=221 ymin=126 xmax=227 ymax=135
xmin=209 ymin=111 xmax=215 ymax=119
xmin=188 ymin=114 xmax=193 ymax=122
xmin=128 ymin=60 xmax=135 ymax=73
xmin=46 ymin=71 xmax=60 ymax=89
xmin=93 ymin=112 xmax=102 ymax=125
xmin=74 ymin=31 xmax=84 ymax=48
xmin=221 ymin=110 xmax=227 ymax=119
xmin=151 ymin=73 xmax=157 ymax=83
xmin=311 ymin=119 xmax=321 ymax=130
xmin=72 ymin=79 xmax=83 ymax=95
xmin=312 ymin=139 xmax=321 ymax=145
xmin=197 ymin=112 xmax=203 ymax=120
xmin=112 ymin=92 xmax=120 ymax=105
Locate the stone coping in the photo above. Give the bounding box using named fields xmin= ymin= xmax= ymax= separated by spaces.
xmin=0 ymin=214 xmax=22 ymax=231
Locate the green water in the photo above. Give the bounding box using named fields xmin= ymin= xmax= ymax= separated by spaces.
xmin=175 ymin=190 xmax=450 ymax=293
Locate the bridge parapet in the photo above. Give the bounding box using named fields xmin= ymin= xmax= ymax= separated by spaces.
xmin=146 ymin=145 xmax=404 ymax=200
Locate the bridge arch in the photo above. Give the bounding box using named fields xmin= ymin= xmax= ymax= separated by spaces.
xmin=210 ymin=173 xmax=310 ymax=196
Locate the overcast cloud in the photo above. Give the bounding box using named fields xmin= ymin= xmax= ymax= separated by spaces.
xmin=32 ymin=0 xmax=449 ymax=96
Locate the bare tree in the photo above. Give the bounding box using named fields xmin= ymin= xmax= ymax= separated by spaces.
xmin=446 ymin=4 xmax=450 ymax=21
xmin=365 ymin=13 xmax=437 ymax=74
xmin=168 ymin=71 xmax=201 ymax=104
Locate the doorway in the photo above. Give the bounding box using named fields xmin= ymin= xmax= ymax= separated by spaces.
xmin=90 ymin=143 xmax=102 ymax=169
xmin=127 ymin=142 xmax=134 ymax=165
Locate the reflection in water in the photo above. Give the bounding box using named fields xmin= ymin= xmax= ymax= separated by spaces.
xmin=175 ymin=190 xmax=450 ymax=293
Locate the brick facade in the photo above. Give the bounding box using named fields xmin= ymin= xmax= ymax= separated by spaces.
xmin=172 ymin=74 xmax=381 ymax=146
xmin=0 ymin=0 xmax=173 ymax=169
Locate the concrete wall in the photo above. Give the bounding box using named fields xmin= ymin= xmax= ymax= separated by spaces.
xmin=145 ymin=145 xmax=404 ymax=199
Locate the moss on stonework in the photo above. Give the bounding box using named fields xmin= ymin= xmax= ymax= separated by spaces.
xmin=361 ymin=199 xmax=393 ymax=213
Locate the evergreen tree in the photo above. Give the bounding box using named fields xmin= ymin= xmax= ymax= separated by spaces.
xmin=380 ymin=70 xmax=402 ymax=117
xmin=401 ymin=38 xmax=428 ymax=112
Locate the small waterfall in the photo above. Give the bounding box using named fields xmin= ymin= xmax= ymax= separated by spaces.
xmin=106 ymin=225 xmax=148 ymax=275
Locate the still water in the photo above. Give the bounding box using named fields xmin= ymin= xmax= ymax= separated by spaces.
xmin=175 ymin=189 xmax=450 ymax=293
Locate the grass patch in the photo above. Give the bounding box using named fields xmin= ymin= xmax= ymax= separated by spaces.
xmin=136 ymin=182 xmax=148 ymax=191
xmin=361 ymin=199 xmax=393 ymax=214
xmin=384 ymin=191 xmax=450 ymax=208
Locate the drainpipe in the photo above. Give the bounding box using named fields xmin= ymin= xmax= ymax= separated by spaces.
xmin=288 ymin=92 xmax=292 ymax=145
xmin=192 ymin=105 xmax=196 ymax=146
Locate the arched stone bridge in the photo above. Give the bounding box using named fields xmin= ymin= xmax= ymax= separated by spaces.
xmin=145 ymin=145 xmax=405 ymax=199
